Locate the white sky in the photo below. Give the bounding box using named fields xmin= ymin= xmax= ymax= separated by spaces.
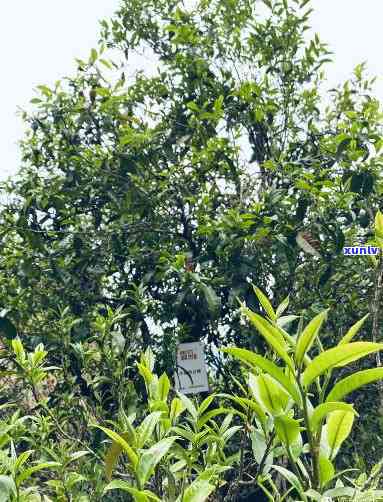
xmin=0 ymin=0 xmax=382 ymax=182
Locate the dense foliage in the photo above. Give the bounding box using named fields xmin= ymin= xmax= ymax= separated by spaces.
xmin=1 ymin=0 xmax=383 ymax=499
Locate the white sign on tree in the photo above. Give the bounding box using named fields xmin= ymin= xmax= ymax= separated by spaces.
xmin=175 ymin=341 xmax=209 ymax=395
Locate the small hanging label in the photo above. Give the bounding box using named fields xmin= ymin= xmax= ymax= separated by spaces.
xmin=175 ymin=342 xmax=209 ymax=395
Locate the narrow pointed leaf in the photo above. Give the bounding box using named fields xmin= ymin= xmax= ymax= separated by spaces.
xmin=157 ymin=373 xmax=170 ymax=401
xmin=137 ymin=412 xmax=162 ymax=448
xmin=338 ymin=314 xmax=369 ymax=345
xmin=326 ymin=368 xmax=383 ymax=402
xmin=319 ymin=455 xmax=334 ymax=488
xmin=94 ymin=426 xmax=138 ymax=469
xmin=277 ymin=315 xmax=298 ymax=328
xmin=326 ymin=410 xmax=354 ymax=460
xmin=177 ymin=392 xmax=198 ymax=420
xmin=302 ymin=342 xmax=383 ymax=387
xmin=253 ymin=286 xmax=276 ymax=321
xmin=136 ymin=437 xmax=177 ymax=487
xmin=182 ymin=479 xmax=215 ymax=502
xmin=242 ymin=307 xmax=294 ymax=370
xmin=375 ymin=210 xmax=383 ymax=239
xmin=197 ymin=408 xmax=232 ymax=428
xmin=104 ymin=432 xmax=131 ymax=480
xmin=198 ymin=394 xmax=216 ymax=415
xmin=276 ymin=295 xmax=289 ymax=318
xmin=14 ymin=450 xmax=34 ymax=472
xmin=295 ymin=310 xmax=328 ymax=365
xmin=170 ymin=398 xmax=185 ymax=424
xmin=16 ymin=462 xmax=60 ymax=486
xmin=271 ymin=465 xmax=305 ymax=495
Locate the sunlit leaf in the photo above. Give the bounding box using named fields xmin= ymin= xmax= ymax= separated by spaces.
xmin=136 ymin=437 xmax=177 ymax=487
xmin=310 ymin=402 xmax=356 ymax=433
xmin=326 ymin=368 xmax=383 ymax=402
xmin=325 ymin=410 xmax=354 ymax=460
xmin=302 ymin=342 xmax=383 ymax=387
xmin=253 ymin=286 xmax=276 ymax=321
xmin=295 ymin=310 xmax=328 ymax=365
xmin=241 ymin=307 xmax=294 ymax=371
xmin=338 ymin=314 xmax=369 ymax=345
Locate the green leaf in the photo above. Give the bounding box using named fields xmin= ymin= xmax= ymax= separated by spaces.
xmin=375 ymin=210 xmax=383 ymax=240
xmin=0 ymin=475 xmax=16 ymax=502
xmin=66 ymin=450 xmax=89 ymax=465
xmin=141 ymin=348 xmax=155 ymax=372
xmin=295 ymin=310 xmax=328 ymax=365
xmin=249 ymin=373 xmax=289 ymax=415
xmin=222 ymin=348 xmax=301 ymax=404
xmin=66 ymin=472 xmax=87 ymax=489
xmin=171 ymin=426 xmax=194 ymax=442
xmin=274 ymin=415 xmax=301 ymax=447
xmin=197 ymin=408 xmax=233 ymax=428
xmin=14 ymin=450 xmax=34 ymax=472
xmin=326 ymin=368 xmax=383 ymax=402
xmin=90 ymin=48 xmax=98 ymax=64
xmin=137 ymin=412 xmax=163 ymax=448
xmin=16 ymin=462 xmax=60 ymax=486
xmin=303 ymin=489 xmax=322 ymax=501
xmin=196 ymin=465 xmax=231 ymax=481
xmin=319 ymin=455 xmax=334 ymax=488
xmin=251 ymin=430 xmax=272 ymax=466
xmin=322 ymin=487 xmax=355 ymax=498
xmin=186 ymin=101 xmax=200 ymax=113
xmin=338 ymin=314 xmax=369 ymax=345
xmin=137 ymin=363 xmax=154 ymax=387
xmin=310 ymin=402 xmax=355 ymax=433
xmin=300 ymin=0 xmax=311 ymax=8
xmin=277 ymin=315 xmax=299 ymax=328
xmin=253 ymin=286 xmax=276 ymax=321
xmin=177 ymin=392 xmax=198 ymax=420
xmin=136 ymin=437 xmax=177 ymax=487
xmin=99 ymin=59 xmax=113 ymax=70
xmin=170 ymin=398 xmax=185 ymax=424
xmin=241 ymin=307 xmax=294 ymax=371
xmin=103 ymin=481 xmax=160 ymax=501
xmin=158 ymin=373 xmax=170 ymax=401
xmin=271 ymin=465 xmax=305 ymax=495
xmin=326 ymin=410 xmax=354 ymax=460
xmin=182 ymin=479 xmax=215 ymax=502
xmin=302 ymin=342 xmax=383 ymax=387
xmin=37 ymin=85 xmax=52 ymax=97
xmin=94 ymin=426 xmax=138 ymax=470
xmin=276 ymin=295 xmax=289 ymax=318
xmin=198 ymin=394 xmax=215 ymax=415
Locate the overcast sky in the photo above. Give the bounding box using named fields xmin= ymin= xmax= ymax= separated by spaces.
xmin=1 ymin=0 xmax=382 ymax=182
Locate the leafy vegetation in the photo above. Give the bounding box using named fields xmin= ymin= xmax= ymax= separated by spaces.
xmin=1 ymin=0 xmax=383 ymax=499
